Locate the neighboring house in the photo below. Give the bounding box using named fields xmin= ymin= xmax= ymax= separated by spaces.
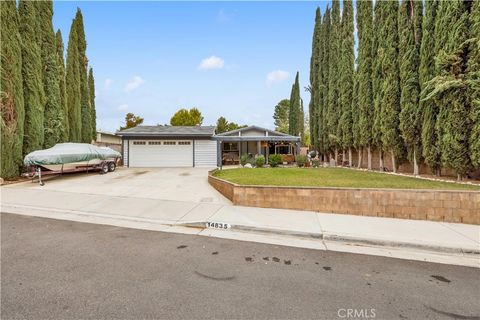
xmin=116 ymin=125 xmax=300 ymax=168
xmin=94 ymin=131 xmax=122 ymax=153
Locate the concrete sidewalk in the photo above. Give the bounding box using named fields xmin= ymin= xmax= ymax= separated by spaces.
xmin=1 ymin=187 xmax=479 ymax=267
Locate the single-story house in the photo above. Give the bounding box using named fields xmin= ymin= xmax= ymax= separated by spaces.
xmin=116 ymin=125 xmax=300 ymax=168
xmin=93 ymin=131 xmax=122 ymax=153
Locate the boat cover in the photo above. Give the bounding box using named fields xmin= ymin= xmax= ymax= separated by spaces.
xmin=24 ymin=143 xmax=121 ymax=166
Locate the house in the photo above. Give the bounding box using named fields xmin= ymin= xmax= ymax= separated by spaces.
xmin=93 ymin=131 xmax=122 ymax=153
xmin=116 ymin=125 xmax=300 ymax=168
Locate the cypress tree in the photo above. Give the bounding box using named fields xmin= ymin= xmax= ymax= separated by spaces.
xmin=468 ymin=0 xmax=480 ymax=168
xmin=75 ymin=9 xmax=92 ymax=143
xmin=419 ymin=0 xmax=440 ymax=174
xmin=372 ymin=1 xmax=385 ymax=170
xmin=88 ymin=67 xmax=97 ymax=140
xmin=327 ymin=0 xmax=341 ymax=162
xmin=1 ymin=0 xmax=25 ymax=178
xmin=320 ymin=8 xmax=331 ymax=160
xmin=309 ymin=8 xmax=321 ymax=150
xmin=352 ymin=70 xmax=361 ymax=167
xmin=19 ymin=0 xmax=45 ymax=155
xmin=398 ymin=0 xmax=423 ymax=175
xmin=338 ymin=0 xmax=355 ymax=166
xmin=289 ymin=72 xmax=301 ymax=137
xmin=65 ymin=17 xmax=81 ymax=141
xmin=425 ymin=0 xmax=472 ymax=179
xmin=37 ymin=0 xmax=63 ymax=148
xmin=56 ymin=30 xmax=69 ymax=142
xmin=357 ymin=0 xmax=374 ymax=170
xmin=379 ymin=0 xmax=402 ymax=173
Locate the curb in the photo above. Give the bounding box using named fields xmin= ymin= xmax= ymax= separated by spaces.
xmin=2 ymin=204 xmax=479 ymax=257
xmin=180 ymin=221 xmax=480 ymax=256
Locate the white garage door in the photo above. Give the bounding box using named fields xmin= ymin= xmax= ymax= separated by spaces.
xmin=129 ymin=140 xmax=193 ymax=167
xmin=194 ymin=140 xmax=217 ymax=167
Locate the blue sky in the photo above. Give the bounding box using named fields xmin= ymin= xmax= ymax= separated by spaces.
xmin=53 ymin=1 xmax=331 ymax=133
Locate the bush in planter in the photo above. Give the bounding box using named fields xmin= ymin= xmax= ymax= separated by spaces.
xmin=255 ymin=155 xmax=265 ymax=168
xmin=268 ymin=154 xmax=282 ymax=167
xmin=296 ymin=154 xmax=308 ymax=167
xmin=311 ymin=158 xmax=321 ymax=168
xmin=240 ymin=153 xmax=249 ymax=167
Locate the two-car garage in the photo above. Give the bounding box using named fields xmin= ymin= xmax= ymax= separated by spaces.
xmin=118 ymin=126 xmax=218 ymax=168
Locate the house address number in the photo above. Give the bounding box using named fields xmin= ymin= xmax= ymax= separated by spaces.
xmin=206 ymin=222 xmax=231 ymax=229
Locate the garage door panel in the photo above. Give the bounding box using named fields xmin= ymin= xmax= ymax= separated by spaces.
xmin=129 ymin=140 xmax=193 ymax=167
xmin=194 ymin=140 xmax=217 ymax=167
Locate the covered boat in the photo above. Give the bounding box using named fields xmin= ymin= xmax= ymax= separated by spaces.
xmin=24 ymin=143 xmax=121 ymax=172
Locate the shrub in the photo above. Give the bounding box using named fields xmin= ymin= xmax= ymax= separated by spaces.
xmin=311 ymin=158 xmax=321 ymax=168
xmin=255 ymin=155 xmax=265 ymax=168
xmin=240 ymin=153 xmax=249 ymax=167
xmin=268 ymin=154 xmax=282 ymax=167
xmin=296 ymin=155 xmax=308 ymax=167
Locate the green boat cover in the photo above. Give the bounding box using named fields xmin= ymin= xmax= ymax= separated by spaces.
xmin=24 ymin=143 xmax=121 ymax=166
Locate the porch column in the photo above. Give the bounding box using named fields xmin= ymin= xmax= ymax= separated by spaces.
xmin=266 ymin=143 xmax=269 ymax=164
xmin=238 ymin=141 xmax=241 ymax=160
xmin=257 ymin=141 xmax=261 ymax=155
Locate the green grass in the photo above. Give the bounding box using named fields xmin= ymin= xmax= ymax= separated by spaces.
xmin=213 ymin=167 xmax=480 ymax=191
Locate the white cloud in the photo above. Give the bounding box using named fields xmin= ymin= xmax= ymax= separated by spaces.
xmin=266 ymin=70 xmax=290 ymax=86
xmin=198 ymin=56 xmax=225 ymax=70
xmin=118 ymin=104 xmax=128 ymax=111
xmin=104 ymin=78 xmax=112 ymax=90
xmin=125 ymin=76 xmax=145 ymax=92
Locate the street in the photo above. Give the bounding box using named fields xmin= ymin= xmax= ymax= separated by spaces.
xmin=1 ymin=213 xmax=479 ymax=320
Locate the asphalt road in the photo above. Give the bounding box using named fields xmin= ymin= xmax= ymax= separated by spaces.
xmin=2 ymin=213 xmax=479 ymax=320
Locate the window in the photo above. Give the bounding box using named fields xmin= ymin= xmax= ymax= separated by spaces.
xmin=223 ymin=142 xmax=239 ymax=152
xmin=178 ymin=141 xmax=191 ymax=145
xmin=148 ymin=141 xmax=162 ymax=145
xmin=133 ymin=141 xmax=146 ymax=145
xmin=163 ymin=141 xmax=176 ymax=145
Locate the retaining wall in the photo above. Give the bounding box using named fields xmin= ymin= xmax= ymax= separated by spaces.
xmin=208 ymin=173 xmax=480 ymax=225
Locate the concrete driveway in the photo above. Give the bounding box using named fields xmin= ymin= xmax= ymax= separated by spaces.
xmin=7 ymin=167 xmax=230 ymax=204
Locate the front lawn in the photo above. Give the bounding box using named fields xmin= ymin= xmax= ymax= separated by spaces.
xmin=213 ymin=167 xmax=480 ymax=191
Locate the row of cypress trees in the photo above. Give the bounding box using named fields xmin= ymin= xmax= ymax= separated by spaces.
xmin=1 ymin=0 xmax=96 ymax=178
xmin=309 ymin=0 xmax=479 ymax=179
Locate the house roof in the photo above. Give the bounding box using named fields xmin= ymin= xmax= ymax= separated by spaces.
xmin=214 ymin=125 xmax=300 ymax=142
xmin=215 ymin=125 xmax=290 ymax=137
xmin=116 ymin=125 xmax=216 ymax=137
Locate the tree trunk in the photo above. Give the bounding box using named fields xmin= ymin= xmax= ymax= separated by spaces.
xmin=342 ymin=150 xmax=346 ymax=166
xmin=391 ymin=152 xmax=397 ymax=173
xmin=457 ymin=174 xmax=462 ymax=181
xmin=413 ymin=148 xmax=419 ymax=176
xmin=357 ymin=148 xmax=363 ymax=168
xmin=379 ymin=150 xmax=384 ymax=172
xmin=334 ymin=148 xmax=338 ymax=166
xmin=367 ymin=146 xmax=372 ymax=170
xmin=348 ymin=148 xmax=352 ymax=167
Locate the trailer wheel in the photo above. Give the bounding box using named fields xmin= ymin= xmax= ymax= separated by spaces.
xmin=108 ymin=162 xmax=116 ymax=172
xmin=100 ymin=163 xmax=109 ymax=174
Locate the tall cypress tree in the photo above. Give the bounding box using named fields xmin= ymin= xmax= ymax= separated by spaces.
xmin=425 ymin=0 xmax=472 ymax=179
xmin=1 ymin=0 xmax=25 ymax=178
xmin=75 ymin=9 xmax=92 ymax=143
xmin=357 ymin=0 xmax=374 ymax=169
xmin=379 ymin=0 xmax=402 ymax=173
xmin=56 ymin=30 xmax=69 ymax=141
xmin=468 ymin=0 xmax=480 ymax=169
xmin=352 ymin=70 xmax=361 ymax=167
xmin=327 ymin=0 xmax=340 ymax=162
xmin=398 ymin=0 xmax=423 ymax=175
xmin=309 ymin=8 xmax=321 ymax=150
xmin=338 ymin=0 xmax=355 ymax=166
xmin=88 ymin=67 xmax=97 ymax=140
xmin=372 ymin=1 xmax=385 ymax=170
xmin=419 ymin=0 xmax=440 ymax=174
xmin=289 ymin=72 xmax=301 ymax=137
xmin=65 ymin=17 xmax=81 ymax=141
xmin=320 ymin=8 xmax=331 ymax=160
xmin=37 ymin=0 xmax=63 ymax=148
xmin=19 ymin=0 xmax=45 ymax=155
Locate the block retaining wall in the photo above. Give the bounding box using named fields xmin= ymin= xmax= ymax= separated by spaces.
xmin=208 ymin=173 xmax=479 ymax=225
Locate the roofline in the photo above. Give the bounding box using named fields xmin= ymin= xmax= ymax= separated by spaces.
xmin=215 ymin=125 xmax=289 ymax=137
xmin=213 ymin=136 xmax=300 ymax=142
xmin=116 ymin=125 xmax=216 ymax=136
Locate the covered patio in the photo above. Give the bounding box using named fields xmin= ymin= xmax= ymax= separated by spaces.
xmin=213 ymin=126 xmax=301 ymax=166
